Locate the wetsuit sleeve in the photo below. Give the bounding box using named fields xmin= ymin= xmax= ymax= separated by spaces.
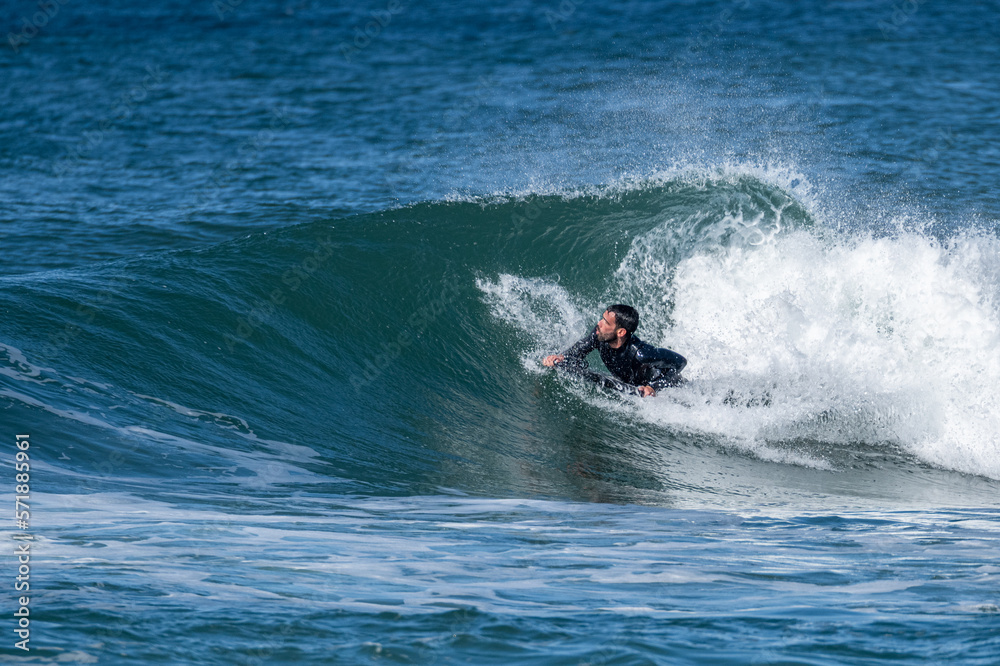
xmin=635 ymin=345 xmax=687 ymax=389
xmin=560 ymin=331 xmax=598 ymax=368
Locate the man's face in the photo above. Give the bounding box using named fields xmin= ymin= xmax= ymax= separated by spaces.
xmin=595 ymin=310 xmax=620 ymax=342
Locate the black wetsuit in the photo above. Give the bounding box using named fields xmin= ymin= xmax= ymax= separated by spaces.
xmin=558 ymin=328 xmax=687 ymax=393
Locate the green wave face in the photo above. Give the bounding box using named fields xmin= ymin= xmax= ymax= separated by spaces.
xmin=9 ymin=172 xmax=1000 ymax=498
xmin=1 ymin=174 xmax=814 ymax=493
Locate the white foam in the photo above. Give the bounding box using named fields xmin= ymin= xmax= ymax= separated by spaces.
xmin=476 ymin=274 xmax=590 ymax=375
xmin=480 ymin=218 xmax=1000 ymax=480
xmin=660 ymin=227 xmax=1000 ymax=479
xmin=27 ymin=493 xmax=1000 ymax=623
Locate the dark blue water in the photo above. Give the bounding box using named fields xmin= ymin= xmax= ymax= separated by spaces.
xmin=3 ymin=0 xmax=999 ymax=663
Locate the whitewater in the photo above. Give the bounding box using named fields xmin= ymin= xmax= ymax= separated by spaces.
xmin=481 ymin=173 xmax=1000 ymax=483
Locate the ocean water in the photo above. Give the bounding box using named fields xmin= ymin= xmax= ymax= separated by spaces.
xmin=2 ymin=0 xmax=999 ymax=663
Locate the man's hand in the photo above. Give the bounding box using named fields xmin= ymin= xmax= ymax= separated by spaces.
xmin=542 ymin=355 xmax=565 ymax=367
xmin=638 ymin=385 xmax=655 ymax=398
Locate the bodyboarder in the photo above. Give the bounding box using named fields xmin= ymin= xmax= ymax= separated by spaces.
xmin=542 ymin=304 xmax=686 ymax=397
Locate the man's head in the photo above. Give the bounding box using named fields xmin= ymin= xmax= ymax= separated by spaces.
xmin=595 ymin=304 xmax=639 ymax=343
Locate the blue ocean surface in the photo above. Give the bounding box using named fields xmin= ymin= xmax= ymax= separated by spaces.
xmin=2 ymin=0 xmax=999 ymax=663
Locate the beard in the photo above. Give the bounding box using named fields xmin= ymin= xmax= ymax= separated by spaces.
xmin=595 ymin=325 xmax=616 ymax=343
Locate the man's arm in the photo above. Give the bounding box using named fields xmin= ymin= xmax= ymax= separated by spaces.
xmin=635 ymin=344 xmax=687 ymax=390
xmin=543 ymin=330 xmax=597 ymax=367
